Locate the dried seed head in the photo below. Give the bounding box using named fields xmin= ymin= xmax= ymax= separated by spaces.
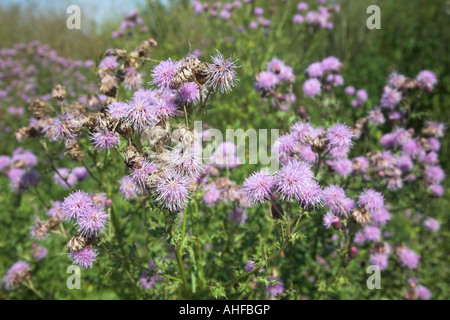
xmin=171 ymin=124 xmax=195 ymax=147
xmin=351 ymin=207 xmax=371 ymax=226
xmin=310 ymin=133 xmax=327 ymax=153
xmin=124 ymin=144 xmax=145 ymax=169
xmin=138 ymin=38 xmax=158 ymax=56
xmin=15 ymin=126 xmax=38 ymax=142
xmin=65 ymin=139 xmax=84 ymax=162
xmin=141 ymin=125 xmax=170 ymax=151
xmin=52 ymin=84 xmax=67 ymax=101
xmin=67 ymin=233 xmax=89 ymax=252
xmin=29 ymin=100 xmax=47 ymax=119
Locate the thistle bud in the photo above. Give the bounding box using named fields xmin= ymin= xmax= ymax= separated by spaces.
xmin=271 ymin=202 xmax=284 ymax=219
xmin=348 ymin=246 xmax=358 ymax=259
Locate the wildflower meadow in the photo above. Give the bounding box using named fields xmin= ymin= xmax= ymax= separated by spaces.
xmin=0 ymin=0 xmax=449 ymax=302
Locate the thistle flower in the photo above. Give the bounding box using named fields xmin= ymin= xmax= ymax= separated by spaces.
xmin=151 ymin=58 xmax=180 ymax=89
xmin=293 ymin=14 xmax=304 ymax=24
xmin=107 ymin=101 xmax=129 ymax=119
xmin=125 ymin=92 xmax=157 ymax=131
xmin=370 ymin=253 xmax=388 ymax=270
xmin=416 ymin=285 xmax=431 ymax=300
xmin=4 ymin=261 xmax=32 ymax=288
xmin=130 ymin=160 xmax=159 ymax=190
xmin=77 ymin=205 xmax=108 ymax=237
xmin=274 ymin=160 xmax=314 ymax=202
xmin=243 ymin=170 xmax=275 ymax=204
xmin=123 ymin=67 xmax=142 ymax=90
xmin=170 ymin=149 xmax=203 ymax=180
xmin=68 ymin=246 xmax=97 ymax=269
xmin=323 ymin=212 xmax=339 ymax=229
xmin=321 ymin=56 xmax=342 ymax=72
xmin=352 ymin=156 xmax=369 ymax=173
xmin=424 ymin=165 xmax=445 ymax=184
xmin=202 ymin=185 xmax=221 ymax=206
xmin=61 ymin=190 xmax=94 ymax=220
xmin=399 ymin=248 xmax=420 ymax=269
xmin=155 ymin=169 xmax=190 ymax=211
xmin=326 ymin=123 xmax=353 ymax=150
xmin=380 ymin=86 xmax=402 ymax=109
xmin=255 ymin=71 xmax=279 ymax=92
xmin=363 ymin=226 xmax=381 ymax=242
xmin=368 ymin=108 xmax=385 ymax=125
xmin=33 ymin=246 xmax=48 ymax=260
xmin=322 ymin=185 xmax=346 ymax=213
xmin=90 ymin=130 xmax=120 ymax=149
xmin=178 ymin=81 xmax=201 ymax=104
xmin=291 ymin=121 xmax=313 ymax=142
xmin=0 ymin=155 xmax=10 ymax=171
xmin=266 ymin=276 xmax=284 ymax=297
xmin=423 ymin=217 xmax=440 ymax=232
xmin=119 ymin=176 xmax=139 ymax=200
xmin=244 ymin=260 xmax=256 ymax=273
xmin=327 ymin=158 xmax=353 ymax=177
xmin=372 ymin=208 xmax=391 ymax=226
xmin=306 ymin=62 xmax=323 ymax=78
xmin=303 ymin=78 xmax=321 ymax=96
xmin=358 ymin=189 xmax=384 ymax=214
xmin=416 ymin=70 xmax=437 ymax=90
xmin=99 ymin=56 xmax=118 ymax=70
xmin=429 ymin=184 xmax=444 ymax=197
xmin=206 ymin=50 xmax=239 ymax=93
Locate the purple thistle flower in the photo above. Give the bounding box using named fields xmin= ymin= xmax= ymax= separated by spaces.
xmin=388 ymin=72 xmax=406 ymax=89
xmin=125 ymin=92 xmax=157 ymax=131
xmin=303 ymin=78 xmax=321 ymax=96
xmin=72 ymin=167 xmax=89 ymax=181
xmin=399 ymin=248 xmax=420 ymax=269
xmin=293 ymin=14 xmax=304 ymax=24
xmin=68 ymin=246 xmax=97 ymax=269
xmin=416 ymin=285 xmax=431 ymax=300
xmin=155 ymin=170 xmax=190 ymax=211
xmin=244 ymin=260 xmax=256 ymax=273
xmin=106 ymin=101 xmax=128 ymax=119
xmin=0 ymin=155 xmax=11 ymax=171
xmin=61 ymin=190 xmax=94 ymax=220
xmin=396 ymin=155 xmax=413 ymax=173
xmin=206 ymin=50 xmax=239 ymax=93
xmin=298 ymin=181 xmax=323 ymax=209
xmin=416 ymin=70 xmax=437 ymax=90
xmin=423 ymin=217 xmax=440 ymax=232
xmin=424 ymin=165 xmax=445 ymax=184
xmin=323 ymin=212 xmax=339 ymax=229
xmin=402 ymin=139 xmax=421 ymax=158
xmin=358 ymin=189 xmax=384 ymax=214
xmin=119 ymin=176 xmax=139 ymax=200
xmin=297 ymin=2 xmax=308 ymax=11
xmin=372 ymin=208 xmax=391 ymax=226
xmin=255 ymin=71 xmax=279 ymax=92
xmin=124 ymin=67 xmax=142 ymax=90
xmin=306 ymin=62 xmax=323 ymax=78
xmin=327 ymin=158 xmax=353 ymax=177
xmin=4 ymin=261 xmax=31 ymax=288
xmin=130 ymin=160 xmax=159 ymax=190
xmin=370 ymin=253 xmax=388 ymax=270
xmin=345 ymin=86 xmax=355 ymax=95
xmin=90 ymin=130 xmax=120 ymax=149
xmin=363 ymin=225 xmax=381 ymax=242
xmin=380 ymin=86 xmax=402 ymax=109
xmin=243 ymin=170 xmax=274 ymax=204
xmin=170 ymin=149 xmax=203 ymax=180
xmin=322 ymin=185 xmax=346 ymax=213
xmin=326 ymin=123 xmax=353 ymax=150
xmin=99 ymin=56 xmax=118 ymax=70
xmin=33 ymin=246 xmax=48 ymax=260
xmin=291 ymin=121 xmax=313 ymax=142
xmin=178 ymin=81 xmax=201 ymax=104
xmin=427 ymin=138 xmax=441 ymax=151
xmin=77 ymin=205 xmax=108 ymax=237
xmin=429 ymin=184 xmax=444 ymax=197
xmin=266 ymin=276 xmax=284 ymax=297
xmin=368 ymin=108 xmax=385 ymax=125
xmin=274 ymin=160 xmax=314 ymax=202
xmin=151 ymin=58 xmax=180 ymax=89
xmin=202 ymin=185 xmax=221 ymax=206
xmin=352 ymin=156 xmax=369 ymax=173
xmin=321 ymin=56 xmax=342 ymax=72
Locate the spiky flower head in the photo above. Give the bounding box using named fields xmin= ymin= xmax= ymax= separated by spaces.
xmin=206 ymin=50 xmax=239 ymax=93
xmin=243 ymin=170 xmax=274 ymax=204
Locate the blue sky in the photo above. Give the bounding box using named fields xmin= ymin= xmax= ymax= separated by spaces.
xmin=1 ymin=0 xmax=152 ymax=23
